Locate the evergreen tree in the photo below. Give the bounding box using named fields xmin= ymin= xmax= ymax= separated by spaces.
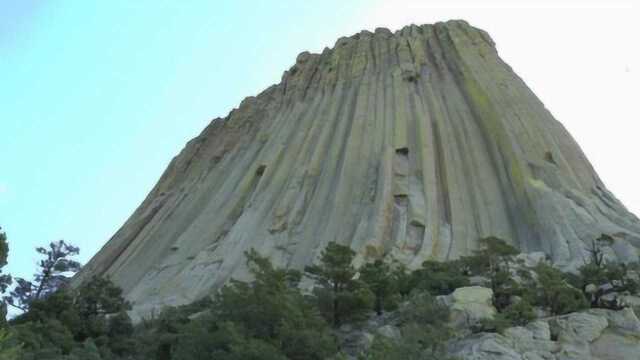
xmin=411 ymin=260 xmax=469 ymax=296
xmin=0 ymin=228 xmax=13 ymax=324
xmin=460 ymin=236 xmax=523 ymax=310
xmin=305 ymin=242 xmax=372 ymax=327
xmin=570 ymin=234 xmax=639 ymax=309
xmin=366 ymin=291 xmax=454 ymax=360
xmin=360 ymin=259 xmax=397 ymax=315
xmin=0 ymin=228 xmax=21 ymax=357
xmin=171 ymin=249 xmax=336 ymax=360
xmin=0 ymin=328 xmax=20 ymax=360
xmin=534 ymin=263 xmax=588 ymax=315
xmin=5 ymin=240 xmax=81 ymax=312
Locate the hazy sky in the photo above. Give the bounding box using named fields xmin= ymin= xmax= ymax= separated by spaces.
xmin=1 ymin=0 xmax=638 ymax=282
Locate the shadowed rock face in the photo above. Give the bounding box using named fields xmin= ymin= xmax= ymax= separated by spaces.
xmin=74 ymin=20 xmax=640 ymax=315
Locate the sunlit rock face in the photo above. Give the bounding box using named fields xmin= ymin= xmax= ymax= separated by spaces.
xmin=74 ymin=20 xmax=640 ymax=314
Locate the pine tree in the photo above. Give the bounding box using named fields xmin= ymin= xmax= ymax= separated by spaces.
xmin=305 ymin=242 xmax=372 ymax=326
xmin=0 ymin=228 xmax=13 ymax=324
xmin=360 ymin=259 xmax=397 ymax=315
xmin=5 ymin=240 xmax=81 ymax=312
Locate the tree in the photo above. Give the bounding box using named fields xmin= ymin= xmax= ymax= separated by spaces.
xmin=0 ymin=328 xmax=21 ymax=360
xmin=567 ymin=234 xmax=640 ymax=309
xmin=0 ymin=229 xmax=11 ymax=293
xmin=76 ymin=276 xmax=130 ymax=320
xmin=534 ymin=263 xmax=588 ymax=315
xmin=461 ymin=236 xmax=519 ymax=275
xmin=586 ymin=234 xmax=614 ymax=268
xmin=5 ymin=240 xmax=81 ymax=312
xmin=8 ymin=275 xmax=132 ymax=359
xmin=410 ymin=260 xmax=469 ymax=296
xmin=172 ymin=249 xmax=336 ymax=360
xmin=366 ymin=291 xmax=454 ymax=360
xmin=74 ymin=276 xmax=131 ymax=343
xmin=305 ymin=242 xmax=372 ymax=327
xmin=460 ymin=236 xmax=523 ymax=311
xmin=106 ymin=311 xmax=135 ymax=357
xmin=360 ymin=259 xmax=398 ymax=315
xmin=0 ymin=228 xmax=13 ymax=325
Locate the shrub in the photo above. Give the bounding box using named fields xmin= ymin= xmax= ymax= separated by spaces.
xmin=410 ymin=260 xmax=469 ymax=296
xmin=365 ymin=291 xmax=454 ymax=359
xmin=502 ymin=299 xmax=536 ymax=327
xmin=534 ymin=263 xmax=588 ymax=315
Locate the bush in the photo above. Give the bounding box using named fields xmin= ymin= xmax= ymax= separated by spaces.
xmin=410 ymin=260 xmax=469 ymax=296
xmin=365 ymin=291 xmax=454 ymax=359
xmin=502 ymin=299 xmax=536 ymax=327
xmin=169 ymin=249 xmax=338 ymax=360
xmin=534 ymin=263 xmax=588 ymax=315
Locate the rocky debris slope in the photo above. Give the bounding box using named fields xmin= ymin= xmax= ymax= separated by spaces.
xmin=74 ymin=20 xmax=640 ymax=315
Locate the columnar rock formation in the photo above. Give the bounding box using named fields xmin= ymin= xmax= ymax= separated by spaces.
xmin=75 ymin=20 xmax=640 ymax=314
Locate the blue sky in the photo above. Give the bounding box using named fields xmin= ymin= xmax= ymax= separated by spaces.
xmin=0 ymin=0 xmax=371 ymax=279
xmin=1 ymin=0 xmax=638 ymax=282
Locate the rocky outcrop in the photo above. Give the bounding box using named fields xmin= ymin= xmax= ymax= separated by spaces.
xmin=74 ymin=20 xmax=640 ymax=315
xmin=451 ymin=308 xmax=640 ymax=360
xmin=439 ymin=286 xmax=497 ymax=327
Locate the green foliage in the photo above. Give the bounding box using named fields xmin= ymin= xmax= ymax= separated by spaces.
xmin=390 ymin=263 xmax=414 ymax=297
xmin=359 ymin=260 xmax=400 ymax=315
xmin=365 ymin=292 xmax=454 ymax=360
xmin=106 ymin=311 xmax=135 ymax=356
xmin=534 ymin=263 xmax=588 ymax=315
xmin=66 ymin=340 xmax=102 ymax=360
xmin=305 ymin=242 xmax=372 ymax=326
xmin=476 ymin=314 xmax=512 ymax=334
xmin=460 ymin=237 xmax=525 ymax=311
xmin=0 ymin=328 xmax=21 ymax=360
xmin=567 ymin=235 xmax=640 ymax=309
xmin=75 ymin=276 xmax=131 ymax=342
xmin=474 ymin=299 xmax=534 ymax=334
xmin=410 ymin=260 xmax=469 ymax=296
xmin=461 ymin=236 xmax=519 ymax=275
xmin=14 ymin=317 xmax=76 ymax=356
xmin=0 ymin=229 xmax=11 ymax=290
xmin=502 ymin=299 xmax=536 ymax=327
xmin=5 ymin=240 xmax=81 ymax=312
xmin=0 ymin=228 xmax=12 ymax=325
xmin=167 ymin=249 xmax=337 ymax=360
xmin=9 ymin=275 xmax=133 ymax=359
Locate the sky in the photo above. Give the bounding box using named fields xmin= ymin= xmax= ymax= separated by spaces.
xmin=1 ymin=0 xmax=638 ymax=284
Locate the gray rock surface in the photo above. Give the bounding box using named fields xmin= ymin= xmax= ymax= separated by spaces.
xmin=452 ymin=309 xmax=640 ymax=360
xmin=73 ymin=20 xmax=640 ymax=315
xmin=448 ymin=286 xmax=497 ymax=327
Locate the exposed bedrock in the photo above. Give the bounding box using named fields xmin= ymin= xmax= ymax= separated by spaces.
xmin=73 ymin=20 xmax=640 ymax=314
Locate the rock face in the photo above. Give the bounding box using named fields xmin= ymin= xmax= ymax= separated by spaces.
xmin=74 ymin=20 xmax=640 ymax=314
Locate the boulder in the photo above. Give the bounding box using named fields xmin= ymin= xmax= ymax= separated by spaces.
xmin=448 ymin=286 xmax=496 ymax=327
xmin=451 ymin=333 xmax=523 ymax=360
xmin=452 ymin=308 xmax=640 ymax=360
xmin=549 ymin=312 xmax=608 ymax=343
